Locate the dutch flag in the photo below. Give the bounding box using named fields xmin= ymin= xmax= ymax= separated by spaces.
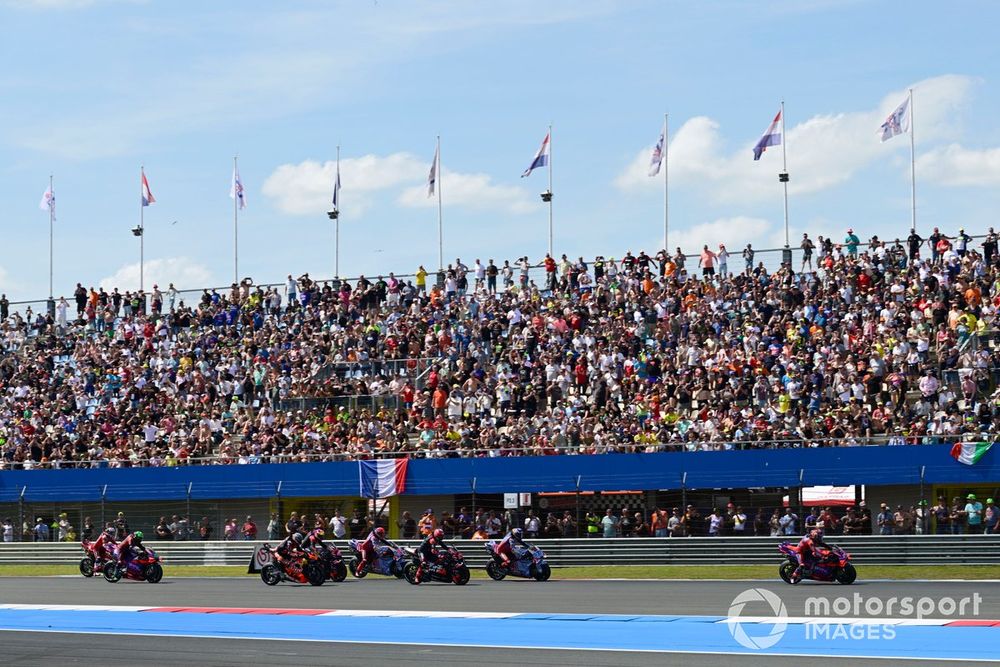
xmin=753 ymin=109 xmax=782 ymax=161
xmin=359 ymin=459 xmax=408 ymax=498
xmin=141 ymin=169 xmax=156 ymax=207
xmin=522 ymin=131 xmax=550 ymax=177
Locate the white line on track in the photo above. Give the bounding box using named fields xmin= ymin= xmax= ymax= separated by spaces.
xmin=0 ymin=628 xmax=993 ymax=662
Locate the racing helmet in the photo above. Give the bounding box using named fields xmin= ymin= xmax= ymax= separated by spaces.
xmin=292 ymin=532 xmax=304 ymax=544
xmin=511 ymin=528 xmax=523 ymax=539
xmin=133 ymin=531 xmax=143 ymax=543
xmin=104 ymin=526 xmax=115 ymax=537
xmin=374 ymin=527 xmax=386 ymax=538
xmin=809 ymin=528 xmax=824 ymax=541
xmin=433 ymin=528 xmax=444 ymax=540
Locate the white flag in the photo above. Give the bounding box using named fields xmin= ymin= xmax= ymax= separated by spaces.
xmin=879 ymin=95 xmax=911 ymax=143
xmin=428 ymin=144 xmax=439 ymax=197
xmin=648 ymin=121 xmax=666 ymax=177
xmin=230 ymin=165 xmax=247 ymax=210
xmin=39 ymin=187 xmax=55 ymax=220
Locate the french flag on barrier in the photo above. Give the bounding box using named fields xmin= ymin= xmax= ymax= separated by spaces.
xmin=521 ymin=131 xmax=550 ymax=177
xmin=753 ymin=108 xmax=782 ymax=161
xmin=359 ymin=459 xmax=408 ymax=498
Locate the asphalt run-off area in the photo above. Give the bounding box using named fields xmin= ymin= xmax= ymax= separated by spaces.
xmin=0 ymin=576 xmax=998 ymax=665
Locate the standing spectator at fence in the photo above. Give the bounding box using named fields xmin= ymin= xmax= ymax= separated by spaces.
xmin=877 ymin=503 xmax=893 ymax=535
xmin=223 ymin=518 xmax=238 ymax=540
xmin=155 ymin=517 xmax=172 ymax=541
xmin=983 ymin=228 xmax=998 ymax=264
xmin=779 ymin=508 xmax=798 ymax=536
xmin=199 ymin=517 xmax=213 ymax=540
xmin=844 ymin=228 xmax=860 ymax=257
xmin=742 ymin=244 xmax=755 ymax=274
xmin=524 ymin=510 xmax=541 ymax=539
xmin=0 ymin=294 xmax=7 ymax=320
xmin=732 ymin=506 xmax=747 ymax=536
xmin=668 ymin=508 xmax=684 ymax=537
xmin=114 ymin=512 xmax=129 ymax=540
xmin=242 ymin=516 xmax=258 ymax=540
xmin=57 ymin=513 xmax=71 ymax=541
xmin=907 ymin=228 xmax=924 ymax=262
xmin=601 ymin=508 xmax=618 ymax=537
xmin=2 ymin=518 xmax=12 ymax=542
xmin=965 ymin=494 xmax=984 ymax=533
xmin=753 ymin=509 xmax=767 ymax=536
xmin=82 ymin=517 xmax=95 ymax=541
xmin=950 ymin=497 xmax=966 ymax=535
xmin=768 ymin=510 xmax=781 ymax=536
xmin=717 ymin=244 xmax=729 ymax=278
xmin=984 ymin=499 xmax=999 ymax=534
xmin=331 ymin=509 xmax=348 ymax=539
xmin=33 ymin=517 xmax=49 ymax=542
xmin=698 ymin=245 xmax=717 ymax=279
xmin=285 ymin=512 xmax=302 ymax=536
xmin=350 ymin=509 xmax=368 ymax=538
xmin=267 ymin=513 xmax=281 ymax=540
xmin=707 ymin=508 xmax=723 ymax=536
xmin=397 ymin=511 xmax=416 ymax=539
xmin=618 ymin=509 xmax=633 ymax=537
xmin=801 ymin=233 xmax=815 ymax=271
xmin=931 ymin=498 xmax=949 ymax=534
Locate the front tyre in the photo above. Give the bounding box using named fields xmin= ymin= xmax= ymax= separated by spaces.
xmin=485 ymin=561 xmax=507 ymax=581
xmin=403 ymin=563 xmax=421 ymax=585
xmin=533 ymin=564 xmax=551 ymax=582
xmin=260 ymin=564 xmax=281 ymax=586
xmin=779 ymin=561 xmax=798 ymax=584
xmin=103 ymin=563 xmax=123 ymax=583
xmin=835 ymin=563 xmax=857 ymax=585
xmin=453 ymin=565 xmax=470 ymax=586
xmin=349 ymin=557 xmax=367 ymax=578
xmin=331 ymin=562 xmax=348 ymax=582
xmin=79 ymin=557 xmax=95 ymax=578
xmin=145 ymin=562 xmax=163 ymax=583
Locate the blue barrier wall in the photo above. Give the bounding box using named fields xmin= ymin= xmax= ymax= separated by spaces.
xmin=1 ymin=444 xmax=997 ymax=502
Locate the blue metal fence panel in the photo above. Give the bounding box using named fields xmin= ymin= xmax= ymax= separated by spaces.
xmin=0 ymin=444 xmax=996 ymax=502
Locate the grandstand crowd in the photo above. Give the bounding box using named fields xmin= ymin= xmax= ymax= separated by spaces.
xmin=1 ymin=226 xmax=999 ymax=469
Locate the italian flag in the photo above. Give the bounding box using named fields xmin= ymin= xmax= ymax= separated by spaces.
xmin=950 ymin=442 xmax=993 ymax=466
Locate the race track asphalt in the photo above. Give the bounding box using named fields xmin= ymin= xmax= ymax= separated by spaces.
xmin=0 ymin=576 xmax=997 ymax=666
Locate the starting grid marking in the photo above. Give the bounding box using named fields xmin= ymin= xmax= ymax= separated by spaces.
xmin=0 ymin=604 xmax=997 ymax=660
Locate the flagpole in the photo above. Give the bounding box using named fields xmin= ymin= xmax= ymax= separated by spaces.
xmin=436 ymin=135 xmax=443 ymax=271
xmin=909 ymin=88 xmax=916 ymax=232
xmin=335 ymin=145 xmax=340 ymax=279
xmin=233 ymin=155 xmax=239 ymax=284
xmin=49 ymin=174 xmax=54 ymax=301
xmin=547 ymin=123 xmax=553 ymax=256
xmin=139 ymin=165 xmax=145 ymax=292
xmin=780 ymin=100 xmax=790 ymax=249
xmin=663 ymin=113 xmax=669 ymax=253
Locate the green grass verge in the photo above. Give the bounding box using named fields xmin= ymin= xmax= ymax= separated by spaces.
xmin=3 ymin=564 xmax=999 ymax=580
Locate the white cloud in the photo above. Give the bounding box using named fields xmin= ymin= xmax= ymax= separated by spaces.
xmin=615 ymin=75 xmax=977 ymax=202
xmin=263 ymin=154 xmax=534 ymax=217
xmin=98 ymin=257 xmax=215 ymax=292
xmin=665 ymin=216 xmax=782 ymax=254
xmin=916 ymin=144 xmax=1000 ymax=186
xmin=261 ymin=153 xmax=425 ymax=216
xmin=398 ymin=169 xmax=534 ymax=214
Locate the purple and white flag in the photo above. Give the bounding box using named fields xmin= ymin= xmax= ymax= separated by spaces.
xmin=39 ymin=187 xmax=55 ymax=220
xmin=879 ymin=95 xmax=911 ymax=143
xmin=648 ymin=121 xmax=666 ymax=177
xmin=753 ymin=109 xmax=782 ymax=161
xmin=428 ymin=144 xmax=439 ymax=197
xmin=230 ymin=165 xmax=247 ymax=210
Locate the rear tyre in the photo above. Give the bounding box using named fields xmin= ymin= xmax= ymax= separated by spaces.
xmin=779 ymin=561 xmax=797 ymax=584
xmin=304 ymin=563 xmax=326 ymax=586
xmin=260 ymin=564 xmax=281 ymax=586
xmin=485 ymin=561 xmax=507 ymax=581
xmin=393 ymin=561 xmax=406 ymax=579
xmin=145 ymin=563 xmax=163 ymax=583
xmin=533 ymin=564 xmax=551 ymax=582
xmin=331 ymin=562 xmax=348 ymax=583
xmin=403 ymin=563 xmax=420 ymax=585
xmin=103 ymin=563 xmax=123 ymax=583
xmin=453 ymin=565 xmax=470 ymax=586
xmin=835 ymin=563 xmax=857 ymax=585
xmin=79 ymin=557 xmax=95 ymax=578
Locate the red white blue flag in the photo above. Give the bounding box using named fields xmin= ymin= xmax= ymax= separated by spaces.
xmin=522 ymin=131 xmax=550 ymax=177
xmin=141 ymin=169 xmax=156 ymax=207
xmin=230 ymin=165 xmax=247 ymax=210
xmin=359 ymin=459 xmax=408 ymax=498
xmin=753 ymin=109 xmax=782 ymax=161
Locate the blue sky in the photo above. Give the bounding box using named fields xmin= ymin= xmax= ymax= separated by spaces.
xmin=1 ymin=0 xmax=999 ymax=302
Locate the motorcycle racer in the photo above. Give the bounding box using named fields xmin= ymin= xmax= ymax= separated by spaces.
xmin=356 ymin=527 xmax=389 ymax=575
xmin=274 ymin=532 xmax=307 ymax=577
xmin=115 ymin=530 xmax=147 ymax=568
xmin=417 ymin=528 xmax=447 ymax=578
xmin=792 ymin=528 xmax=829 ymax=581
xmin=495 ymin=527 xmax=527 ymax=569
xmin=92 ymin=526 xmax=117 ymax=562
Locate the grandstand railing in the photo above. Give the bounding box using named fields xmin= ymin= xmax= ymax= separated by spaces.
xmin=2 ymin=535 xmax=998 ymax=566
xmin=2 ymin=233 xmax=984 ymax=319
xmin=0 ymin=434 xmax=977 ymax=470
